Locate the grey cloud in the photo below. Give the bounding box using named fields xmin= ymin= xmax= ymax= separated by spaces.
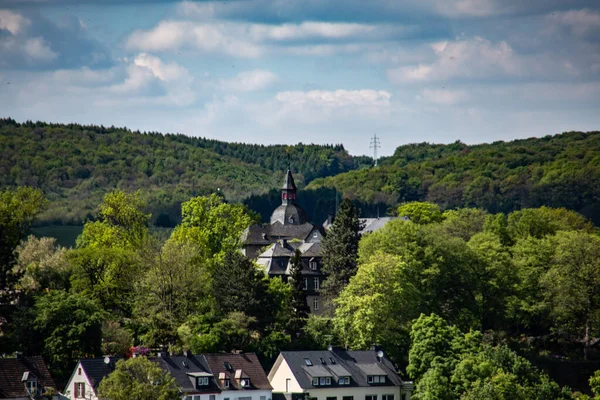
xmin=0 ymin=9 xmax=112 ymax=70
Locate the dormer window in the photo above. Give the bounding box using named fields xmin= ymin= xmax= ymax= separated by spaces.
xmin=224 ymin=379 xmax=230 ymax=388
xmin=310 ymin=261 xmax=317 ymax=270
xmin=25 ymin=380 xmax=37 ymax=395
xmin=240 ymin=378 xmax=250 ymax=387
xmin=197 ymin=377 xmax=209 ymax=386
xmin=304 ymin=358 xmax=313 ymax=366
xmin=368 ymin=376 xmax=386 ymax=384
xmin=338 ymin=376 xmax=350 ymax=385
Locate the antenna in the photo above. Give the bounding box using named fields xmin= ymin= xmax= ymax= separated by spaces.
xmin=370 ymin=134 xmax=381 ymax=167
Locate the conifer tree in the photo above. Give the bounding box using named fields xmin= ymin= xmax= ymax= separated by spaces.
xmin=321 ymin=198 xmax=362 ymax=306
xmin=289 ymin=249 xmax=309 ymax=335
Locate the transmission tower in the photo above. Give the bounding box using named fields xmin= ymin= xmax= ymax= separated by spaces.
xmin=370 ymin=133 xmax=381 ymax=167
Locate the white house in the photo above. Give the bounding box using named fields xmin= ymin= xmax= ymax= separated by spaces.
xmin=268 ymin=349 xmax=413 ymax=400
xmin=62 ymin=356 xmax=120 ymax=400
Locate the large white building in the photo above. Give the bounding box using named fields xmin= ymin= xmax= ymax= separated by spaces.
xmin=268 ymin=349 xmax=413 ymax=400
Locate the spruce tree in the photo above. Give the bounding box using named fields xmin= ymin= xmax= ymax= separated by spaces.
xmin=289 ymin=249 xmax=309 ymax=335
xmin=321 ymin=198 xmax=362 ymax=307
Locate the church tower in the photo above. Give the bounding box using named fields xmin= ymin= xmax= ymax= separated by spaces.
xmin=270 ymin=169 xmax=308 ymax=226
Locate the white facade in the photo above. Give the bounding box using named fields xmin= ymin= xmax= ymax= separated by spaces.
xmin=182 ymin=389 xmax=272 ymax=400
xmin=62 ymin=361 xmax=98 ymax=400
xmin=268 ymin=357 xmax=412 ymax=400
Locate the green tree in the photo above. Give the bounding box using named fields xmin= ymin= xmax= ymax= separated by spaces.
xmin=101 ymin=320 xmax=132 ymax=357
xmin=169 ymin=194 xmax=258 ymax=262
xmin=397 ymin=201 xmax=443 ymax=225
xmin=321 ymin=198 xmax=362 ymax=305
xmin=97 ymin=357 xmax=180 ymax=400
xmin=0 ymin=187 xmax=46 ymax=289
xmin=34 ymin=291 xmax=105 ymax=377
xmin=506 ymin=206 xmax=592 ymax=241
xmin=77 ymin=190 xmax=150 ymax=250
xmin=289 ymin=249 xmax=310 ymax=335
xmin=12 ymin=235 xmax=70 ymax=292
xmin=334 ymin=252 xmax=418 ymax=364
xmin=590 ymin=370 xmax=600 ymax=397
xmin=188 ymin=312 xmax=257 ymax=353
xmin=541 ymin=231 xmax=600 ymax=359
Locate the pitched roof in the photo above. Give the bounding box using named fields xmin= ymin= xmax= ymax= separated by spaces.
xmin=203 ymin=353 xmax=272 ymax=391
xmin=277 ymin=349 xmax=405 ymax=390
xmin=0 ymin=356 xmax=56 ymax=398
xmin=79 ymin=357 xmax=122 ymax=389
xmin=150 ymin=354 xmax=217 ymax=395
xmin=282 ymin=170 xmax=297 ymax=191
xmin=359 ymin=217 xmax=405 ymax=234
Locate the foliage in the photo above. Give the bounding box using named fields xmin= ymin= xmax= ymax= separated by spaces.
xmin=590 ymin=370 xmax=600 ymax=397
xmin=12 ymin=235 xmax=70 ymax=292
xmin=188 ymin=312 xmax=257 ymax=353
xmin=169 ymin=194 xmax=258 ymax=261
xmin=334 ymin=252 xmax=418 ymax=365
xmin=321 ymin=198 xmax=362 ymax=304
xmin=397 ymin=202 xmax=444 ymax=225
xmin=97 ymin=357 xmax=180 ymax=400
xmin=34 ymin=291 xmax=105 ymax=377
xmin=101 ymin=320 xmax=133 ymax=357
xmin=289 ymin=249 xmax=310 ymax=334
xmin=0 ymin=118 xmax=370 ymax=225
xmin=0 ymin=187 xmax=46 ymax=289
xmin=308 ymin=132 xmax=600 ymax=224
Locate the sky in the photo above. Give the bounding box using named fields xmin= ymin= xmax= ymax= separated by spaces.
xmin=1 ymin=0 xmax=599 ymax=156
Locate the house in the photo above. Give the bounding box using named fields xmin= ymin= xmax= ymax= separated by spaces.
xmin=62 ymin=356 xmax=121 ymax=400
xmin=242 ymin=170 xmax=324 ymax=260
xmin=0 ymin=355 xmax=59 ymax=400
xmin=256 ymin=240 xmax=326 ymax=315
xmin=150 ymin=352 xmax=273 ymax=400
xmin=268 ymin=349 xmax=413 ymax=400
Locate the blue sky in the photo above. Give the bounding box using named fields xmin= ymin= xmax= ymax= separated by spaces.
xmin=1 ymin=0 xmax=599 ymax=156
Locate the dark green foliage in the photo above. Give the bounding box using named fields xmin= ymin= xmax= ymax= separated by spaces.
xmin=289 ymin=249 xmax=310 ymax=334
xmin=212 ymin=250 xmax=270 ymax=326
xmin=321 ymin=198 xmax=362 ymax=304
xmin=0 ymin=118 xmax=370 ymax=225
xmin=308 ymin=132 xmax=600 ymax=224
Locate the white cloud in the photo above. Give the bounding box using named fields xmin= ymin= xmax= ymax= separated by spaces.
xmin=276 ymin=89 xmax=392 ymax=107
xmin=220 ymin=69 xmax=279 ymax=92
xmin=0 ymin=9 xmax=30 ymax=35
xmin=546 ymin=9 xmax=600 ymax=38
xmin=419 ymin=88 xmax=469 ymax=105
xmin=23 ymin=37 xmax=58 ymax=61
xmin=388 ymin=37 xmax=523 ymax=83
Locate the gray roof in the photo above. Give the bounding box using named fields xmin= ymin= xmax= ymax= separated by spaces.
xmin=151 ymin=355 xmax=216 ymax=395
xmin=80 ymin=357 xmax=122 ymax=389
xmin=359 ymin=217 xmax=402 ymax=234
xmin=282 ymin=169 xmax=297 ymax=190
xmin=243 ymin=222 xmax=317 ymax=246
xmin=277 ymin=349 xmax=405 ymax=390
xmin=270 ymin=204 xmax=309 ymax=226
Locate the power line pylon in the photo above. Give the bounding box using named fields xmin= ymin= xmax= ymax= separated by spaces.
xmin=370 ymin=133 xmax=381 ymax=167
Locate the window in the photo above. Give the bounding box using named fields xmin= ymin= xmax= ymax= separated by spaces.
xmin=383 ymin=395 xmax=394 ymax=400
xmin=319 ymin=357 xmax=326 ymax=365
xmin=329 ymin=357 xmax=336 ymax=364
xmin=26 ymin=381 xmax=37 ymax=395
xmin=368 ymin=376 xmax=373 ymax=383
xmin=304 ymin=358 xmax=313 ymax=366
xmin=197 ymin=377 xmax=209 ymax=386
xmin=303 ymin=278 xmax=308 ymax=290
xmin=310 ymin=261 xmax=318 ymax=270
xmin=319 ymin=377 xmax=331 ymax=385
xmin=75 ymin=382 xmax=85 ymax=398
xmin=224 ymin=379 xmax=230 ymax=388
xmin=313 ymin=277 xmax=319 ymax=290
xmin=312 ymin=377 xmax=319 ymax=386
xmin=283 ymin=193 xmax=288 ymax=200
xmin=186 ymin=396 xmax=193 ymax=400
xmin=338 ymin=376 xmax=350 ymax=385
xmin=210 ymin=395 xmax=216 ymax=400
xmin=343 ymin=397 xmax=354 ymax=400
xmin=261 ymin=396 xmax=267 ymax=400
xmin=368 ymin=375 xmax=385 ymax=384
xmin=374 ymin=376 xmax=380 ymax=383
xmin=313 ymin=298 xmax=319 ymax=311
xmin=326 ymin=397 xmax=337 ymax=400
xmin=366 ymin=396 xmax=377 ymax=400
xmin=401 ymin=395 xmax=406 ymax=400
xmin=78 ymin=367 xmax=82 ymax=375
xmin=241 ymin=378 xmax=250 ymax=387
xmin=313 ymin=232 xmax=318 ymax=238
xmin=193 ymin=396 xmax=200 ymax=400
xmin=224 ymin=361 xmax=232 ymax=370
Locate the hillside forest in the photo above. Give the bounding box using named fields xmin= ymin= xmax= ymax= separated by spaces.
xmin=2 ymin=186 xmax=600 ymax=399
xmin=2 ymin=119 xmax=600 ymax=231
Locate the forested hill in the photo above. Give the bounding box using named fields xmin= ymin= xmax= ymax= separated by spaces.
xmin=307 ymin=131 xmax=600 ymax=224
xmin=0 ymin=119 xmax=371 ymax=225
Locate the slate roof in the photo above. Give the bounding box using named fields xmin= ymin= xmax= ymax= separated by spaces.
xmin=277 ymin=349 xmax=405 ymax=390
xmin=270 ymin=204 xmax=309 ymax=226
xmin=150 ymin=354 xmax=217 ymax=395
xmin=359 ymin=217 xmax=405 ymax=234
xmin=257 ymin=242 xmax=324 ymax=278
xmin=243 ymin=223 xmax=316 ymax=246
xmin=79 ymin=357 xmax=122 ymax=389
xmin=282 ymin=170 xmax=297 ymax=191
xmin=0 ymin=356 xmax=56 ymax=398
